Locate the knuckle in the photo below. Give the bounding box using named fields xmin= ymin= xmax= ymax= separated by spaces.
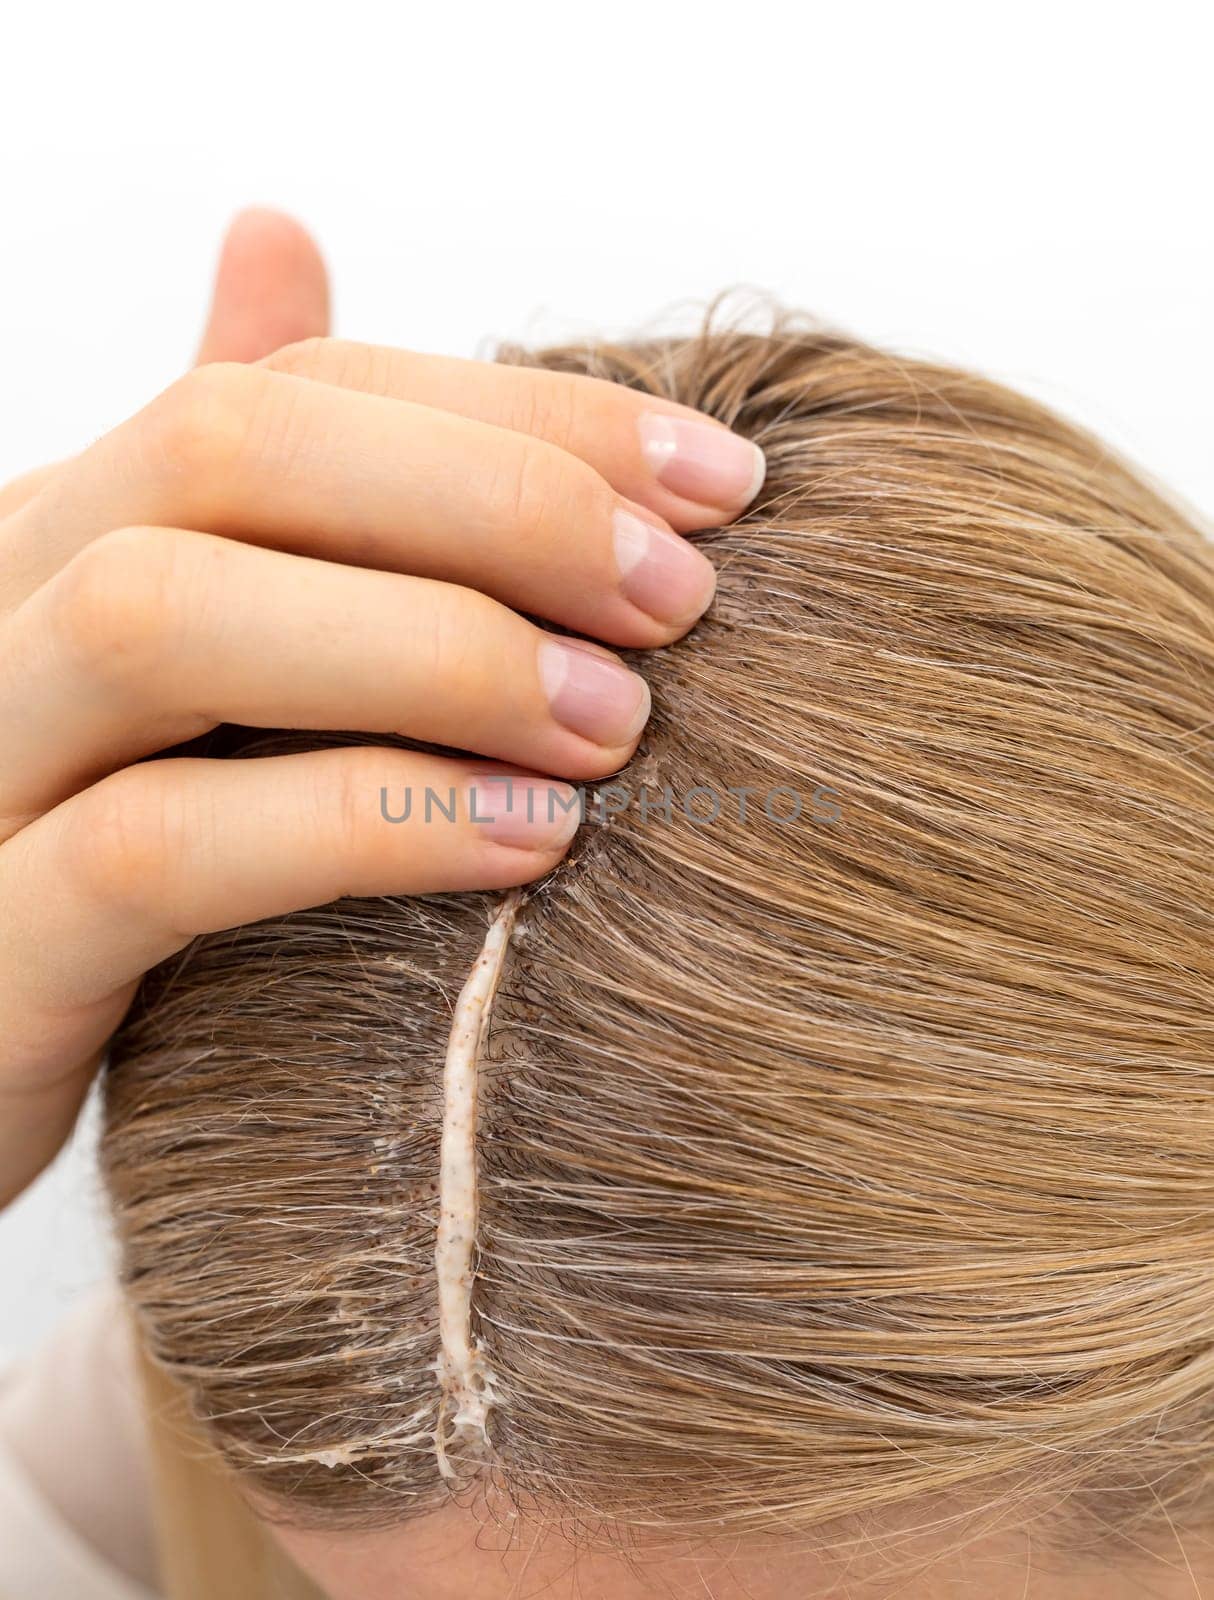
xmin=69 ymin=767 xmax=179 ymax=912
xmin=264 ymin=334 xmax=331 ymax=377
xmin=48 ymin=527 xmax=184 ymax=687
xmin=330 ymin=748 xmax=392 ymax=865
xmin=509 ymin=373 xmax=581 ymax=456
xmin=423 ymin=582 xmax=497 ymax=686
xmin=139 ymin=362 xmax=259 ymax=481
xmin=267 ymin=336 xmax=392 ymax=395
xmin=489 ymin=435 xmax=599 ymax=537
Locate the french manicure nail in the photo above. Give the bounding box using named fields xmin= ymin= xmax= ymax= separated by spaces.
xmin=467 ymin=775 xmax=582 ymax=851
xmin=613 ymin=507 xmax=717 ymax=626
xmin=639 ymin=413 xmax=766 ymax=512
xmin=539 ymin=637 xmax=651 ymax=747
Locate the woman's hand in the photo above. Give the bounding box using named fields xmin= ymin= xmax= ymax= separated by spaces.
xmin=0 ymin=211 xmax=765 ymax=1208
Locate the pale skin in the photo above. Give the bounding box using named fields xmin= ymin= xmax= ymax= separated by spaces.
xmin=2 ymin=211 xmax=1209 ymax=1599
xmin=0 ymin=208 xmax=756 ymax=1207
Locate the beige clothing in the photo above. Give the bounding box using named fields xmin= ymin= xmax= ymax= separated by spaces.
xmin=0 ymin=1286 xmax=159 ymax=1599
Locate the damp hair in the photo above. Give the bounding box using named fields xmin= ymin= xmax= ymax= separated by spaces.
xmin=101 ymin=302 xmax=1214 ymax=1557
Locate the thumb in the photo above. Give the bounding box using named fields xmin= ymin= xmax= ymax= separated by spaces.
xmin=2 ymin=208 xmax=328 ymax=518
xmin=194 ymin=207 xmax=330 ymax=366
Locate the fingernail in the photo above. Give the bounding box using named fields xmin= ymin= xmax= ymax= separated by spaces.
xmin=639 ymin=414 xmax=766 ymax=512
xmin=539 ymin=637 xmax=651 ymax=746
xmin=467 ymin=775 xmax=582 ymax=851
xmin=613 ymin=507 xmax=718 ymax=626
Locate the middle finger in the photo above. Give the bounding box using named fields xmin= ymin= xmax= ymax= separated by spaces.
xmin=4 ymin=364 xmax=719 ymax=644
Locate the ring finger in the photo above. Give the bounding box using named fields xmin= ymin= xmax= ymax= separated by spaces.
xmin=0 ymin=526 xmax=652 ymax=836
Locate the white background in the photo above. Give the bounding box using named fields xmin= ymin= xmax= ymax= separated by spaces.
xmin=1 ymin=1 xmax=1211 ymax=1356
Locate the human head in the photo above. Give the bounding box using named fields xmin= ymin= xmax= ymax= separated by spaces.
xmin=103 ymin=308 xmax=1214 ymax=1597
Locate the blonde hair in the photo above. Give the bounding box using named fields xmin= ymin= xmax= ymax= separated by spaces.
xmin=135 ymin=1340 xmax=326 ymax=1600
xmin=103 ymin=307 xmax=1214 ymax=1560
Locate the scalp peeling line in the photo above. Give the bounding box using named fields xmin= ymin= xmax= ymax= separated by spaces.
xmin=432 ymin=890 xmax=519 ymax=1479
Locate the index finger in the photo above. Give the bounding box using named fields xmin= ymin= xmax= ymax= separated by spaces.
xmin=263 ymin=338 xmax=767 ymax=531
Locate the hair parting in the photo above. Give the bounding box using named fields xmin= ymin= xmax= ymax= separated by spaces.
xmin=432 ymin=889 xmax=520 ymax=1479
